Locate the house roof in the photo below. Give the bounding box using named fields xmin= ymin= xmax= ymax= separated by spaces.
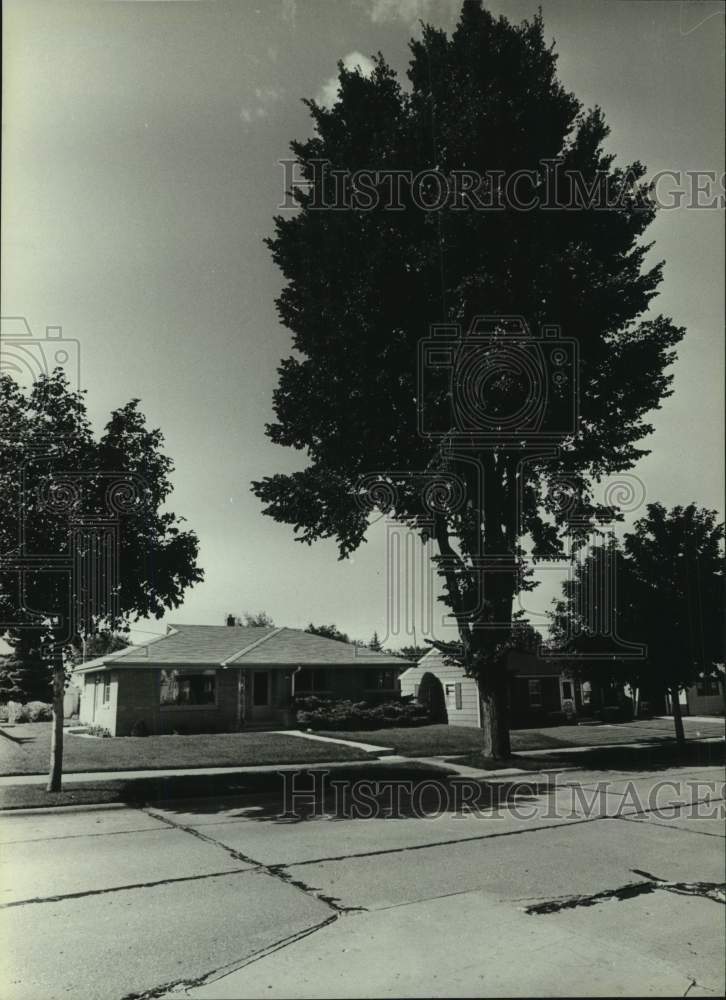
xmin=401 ymin=646 xmax=563 ymax=678
xmin=73 ymin=624 xmax=405 ymax=673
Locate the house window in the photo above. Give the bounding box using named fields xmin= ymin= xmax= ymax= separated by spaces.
xmin=296 ymin=668 xmax=328 ymax=694
xmin=561 ymin=681 xmax=573 ymax=700
xmin=696 ymin=675 xmax=720 ymax=696
xmin=369 ymin=669 xmax=398 ymax=691
xmin=160 ymin=670 xmax=216 ymax=707
xmin=102 ymin=675 xmax=111 ymax=704
xmin=528 ymin=679 xmax=543 ymax=708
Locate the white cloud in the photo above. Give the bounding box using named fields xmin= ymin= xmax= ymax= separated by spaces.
xmin=316 ymin=51 xmax=376 ymax=108
xmin=240 ymin=85 xmax=284 ymax=126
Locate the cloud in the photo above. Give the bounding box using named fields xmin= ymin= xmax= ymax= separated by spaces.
xmin=239 ymin=85 xmax=284 ymax=126
xmin=316 ymin=51 xmax=376 ymax=108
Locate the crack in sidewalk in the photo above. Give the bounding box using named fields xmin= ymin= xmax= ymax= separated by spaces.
xmin=525 ymin=868 xmax=726 ymax=915
xmin=0 ymin=867 xmax=254 ymax=910
xmin=120 ymin=913 xmax=339 ymax=1000
xmin=143 ymin=806 xmax=367 ymax=914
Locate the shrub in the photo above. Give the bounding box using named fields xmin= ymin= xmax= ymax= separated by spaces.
xmin=86 ymin=724 xmax=112 ymax=738
xmin=296 ymin=695 xmax=429 ymax=731
xmin=130 ymin=720 xmax=149 ymax=737
xmin=25 ymin=701 xmax=53 ymax=722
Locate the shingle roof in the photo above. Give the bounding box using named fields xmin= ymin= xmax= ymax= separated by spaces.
xmin=74 ymin=624 xmax=404 ymax=672
xmin=404 ymin=646 xmax=562 ymax=677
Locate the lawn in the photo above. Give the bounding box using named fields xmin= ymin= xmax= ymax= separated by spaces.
xmin=0 ymin=760 xmax=452 ymax=811
xmin=324 ymin=717 xmax=725 ymax=756
xmin=0 ymin=723 xmax=368 ymax=776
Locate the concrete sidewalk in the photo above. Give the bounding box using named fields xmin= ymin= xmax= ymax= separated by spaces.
xmin=2 ymin=760 xmax=722 ymax=999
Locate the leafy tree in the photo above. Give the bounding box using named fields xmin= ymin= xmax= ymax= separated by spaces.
xmin=396 ymin=645 xmax=431 ymax=662
xmin=0 ymin=371 xmax=203 ymax=789
xmin=243 ymin=611 xmax=275 ymax=627
xmin=224 ymin=612 xmax=276 ymax=627
xmin=305 ymin=622 xmax=350 ymax=643
xmin=252 ymin=1 xmax=684 ymax=757
xmin=67 ymin=631 xmax=131 ymax=667
xmin=625 ymin=504 xmax=724 ymax=741
xmin=0 ymin=631 xmax=54 ymax=703
xmin=551 ymin=505 xmax=724 ymax=741
xmin=549 ymin=540 xmax=647 ymax=714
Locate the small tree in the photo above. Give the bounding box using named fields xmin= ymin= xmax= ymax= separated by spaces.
xmin=0 ymin=629 xmax=53 ymax=703
xmin=625 ymin=503 xmax=724 ymax=742
xmin=550 ymin=541 xmax=647 ymax=714
xmin=551 ymin=505 xmax=724 ymax=741
xmin=0 ymin=371 xmax=203 ymax=790
xmin=369 ymin=631 xmax=383 ymax=652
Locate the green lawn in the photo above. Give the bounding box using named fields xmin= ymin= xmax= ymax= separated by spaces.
xmin=0 ymin=760 xmax=450 ymax=811
xmin=0 ymin=723 xmax=368 ymax=776
xmin=324 ymin=717 xmax=724 ymax=756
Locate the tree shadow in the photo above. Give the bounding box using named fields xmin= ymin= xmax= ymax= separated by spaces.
xmin=0 ymin=727 xmax=36 ymax=746
xmin=128 ymin=762 xmax=551 ymax=823
xmin=513 ymin=738 xmax=725 ymax=774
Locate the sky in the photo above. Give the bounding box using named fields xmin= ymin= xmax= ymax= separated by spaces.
xmin=2 ymin=0 xmax=724 ymax=649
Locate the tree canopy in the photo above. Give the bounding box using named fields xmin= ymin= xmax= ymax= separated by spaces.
xmin=252 ymin=1 xmax=684 ymax=756
xmin=0 ymin=369 xmax=204 ymax=784
xmin=305 ymin=622 xmax=351 ymax=643
xmin=550 ymin=503 xmax=724 ymax=738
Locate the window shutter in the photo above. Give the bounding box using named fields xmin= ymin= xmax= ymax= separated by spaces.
xmin=455 ymin=682 xmax=462 ymax=710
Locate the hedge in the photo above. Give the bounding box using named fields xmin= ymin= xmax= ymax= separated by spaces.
xmin=296 ymin=695 xmax=429 ymax=731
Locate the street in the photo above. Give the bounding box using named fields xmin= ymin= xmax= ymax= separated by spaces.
xmin=1 ymin=759 xmax=724 ymax=999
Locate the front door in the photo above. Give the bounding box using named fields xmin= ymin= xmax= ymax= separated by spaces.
xmin=248 ymin=670 xmax=271 ymax=722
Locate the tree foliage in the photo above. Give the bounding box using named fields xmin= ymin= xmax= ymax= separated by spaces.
xmin=67 ymin=631 xmax=131 ymax=668
xmin=550 ymin=504 xmax=725 ymax=736
xmin=0 ymin=369 xmax=204 ymax=783
xmin=252 ymin=1 xmax=684 ymax=755
xmin=305 ymin=622 xmax=351 ymax=643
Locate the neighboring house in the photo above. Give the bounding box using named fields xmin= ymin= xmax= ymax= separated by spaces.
xmin=400 ymin=647 xmax=592 ymax=729
xmin=664 ymin=669 xmax=725 ymax=718
xmin=74 ymin=623 xmax=404 ymax=735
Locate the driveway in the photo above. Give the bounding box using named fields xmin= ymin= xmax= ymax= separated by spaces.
xmin=1 ymin=759 xmax=723 ymax=999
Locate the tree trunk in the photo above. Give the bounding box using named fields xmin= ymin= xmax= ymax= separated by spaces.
xmin=670 ymin=686 xmax=685 ymax=745
xmin=478 ymin=669 xmax=511 ymax=759
xmin=47 ymin=654 xmax=65 ymax=792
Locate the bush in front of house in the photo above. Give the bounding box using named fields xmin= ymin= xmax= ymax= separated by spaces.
xmin=25 ymin=701 xmax=53 ymax=722
xmin=2 ymin=700 xmax=53 ymax=724
xmin=295 ymin=695 xmax=430 ymax=731
xmin=86 ymin=724 xmax=112 ymax=738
